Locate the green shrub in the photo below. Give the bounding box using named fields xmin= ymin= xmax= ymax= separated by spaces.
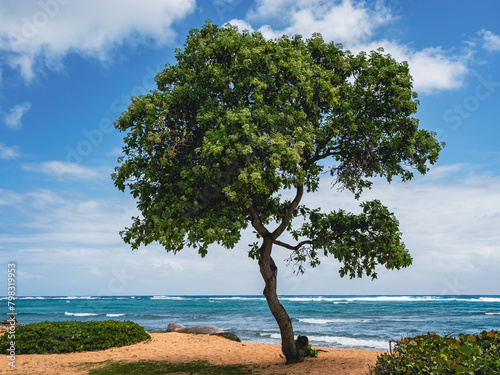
xmin=0 ymin=320 xmax=151 ymax=354
xmin=368 ymin=330 xmax=500 ymax=374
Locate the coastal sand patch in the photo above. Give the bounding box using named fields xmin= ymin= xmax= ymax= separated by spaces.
xmin=0 ymin=331 xmax=384 ymax=374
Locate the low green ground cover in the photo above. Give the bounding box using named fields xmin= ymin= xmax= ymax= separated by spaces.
xmin=368 ymin=330 xmax=500 ymax=374
xmin=86 ymin=360 xmax=256 ymax=375
xmin=0 ymin=320 xmax=150 ymax=354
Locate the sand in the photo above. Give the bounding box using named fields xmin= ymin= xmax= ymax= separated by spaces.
xmin=0 ymin=327 xmax=384 ymax=374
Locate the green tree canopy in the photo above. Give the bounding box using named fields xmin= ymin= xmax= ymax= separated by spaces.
xmin=113 ymin=20 xmax=443 ymax=363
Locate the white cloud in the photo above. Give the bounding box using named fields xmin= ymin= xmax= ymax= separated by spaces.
xmin=246 ymin=0 xmax=290 ymax=20
xmin=105 ymin=147 xmax=122 ymax=158
xmin=420 ymin=163 xmax=467 ymax=180
xmin=226 ymin=19 xmax=255 ymax=33
xmin=239 ymin=0 xmax=391 ymax=44
xmin=480 ymin=29 xmax=500 ymax=52
xmin=271 ymin=164 xmax=500 ymax=295
xmin=0 ymin=186 xmax=260 ymax=295
xmin=353 ymin=40 xmax=469 ymax=94
xmin=406 ymin=47 xmax=468 ymax=93
xmin=229 ymin=0 xmax=470 ymax=94
xmin=4 ymin=102 xmax=32 ymax=130
xmin=0 ymin=188 xmax=131 ymax=243
xmin=0 ymin=143 xmax=21 ymax=159
xmin=22 ymin=161 xmax=105 ymax=181
xmin=0 ymin=189 xmax=24 ymax=207
xmin=17 ymin=270 xmax=41 ymax=280
xmin=152 ymin=259 xmax=186 ymax=272
xmin=0 ymin=0 xmax=196 ymax=81
xmin=305 ymin=164 xmax=500 ymax=275
xmin=3 ymin=162 xmax=500 ymax=295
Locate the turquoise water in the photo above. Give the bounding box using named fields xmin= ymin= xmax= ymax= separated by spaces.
xmin=3 ymin=295 xmax=500 ymax=350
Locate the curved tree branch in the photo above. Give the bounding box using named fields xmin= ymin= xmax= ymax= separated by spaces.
xmin=303 ymin=146 xmax=340 ymax=170
xmin=248 ymin=206 xmax=271 ymax=238
xmin=272 ymin=184 xmax=304 ymax=240
xmin=274 ymin=239 xmax=314 ymax=251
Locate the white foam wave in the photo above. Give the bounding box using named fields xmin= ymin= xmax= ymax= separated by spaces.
xmin=346 ymin=296 xmax=439 ymax=302
xmin=151 ymin=296 xmax=184 ymax=300
xmin=340 ymin=296 xmax=500 ymax=303
xmin=65 ymin=312 xmax=98 ymax=317
xmin=282 ymin=296 xmax=494 ymax=303
xmin=64 ymin=296 xmax=96 ymax=300
xmin=299 ymin=318 xmax=370 ymax=324
xmin=259 ymin=332 xmax=386 ymax=350
xmin=282 ymin=296 xmax=444 ymax=303
xmin=106 ymin=314 xmax=125 ymax=317
xmin=281 ymin=297 xmax=345 ymax=302
xmin=300 ymin=318 xmax=337 ymax=324
xmin=485 ymin=312 xmax=500 ymax=315
xmin=19 ymin=297 xmax=46 ymax=300
xmin=259 ymin=333 xmax=281 ymax=340
xmin=208 ymin=297 xmax=266 ymax=301
xmin=308 ymin=335 xmax=387 ymax=350
xmin=478 ymin=297 xmax=500 ymax=303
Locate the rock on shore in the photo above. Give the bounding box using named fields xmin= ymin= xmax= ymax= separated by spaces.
xmin=167 ymin=322 xmax=240 ymax=341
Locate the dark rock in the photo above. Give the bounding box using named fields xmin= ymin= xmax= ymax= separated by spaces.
xmin=211 ymin=332 xmax=241 ymax=342
xmin=166 ymin=322 xmax=240 ymax=342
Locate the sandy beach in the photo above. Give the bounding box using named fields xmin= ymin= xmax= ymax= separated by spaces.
xmin=0 ymin=327 xmax=384 ymax=374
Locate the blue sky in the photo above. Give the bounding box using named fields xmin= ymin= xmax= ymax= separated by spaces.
xmin=1 ymin=0 xmax=499 ymax=296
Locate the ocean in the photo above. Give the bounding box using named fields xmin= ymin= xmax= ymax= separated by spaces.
xmin=3 ymin=295 xmax=500 ymax=351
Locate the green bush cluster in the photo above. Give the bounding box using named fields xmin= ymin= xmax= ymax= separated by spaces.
xmin=0 ymin=320 xmax=150 ymax=354
xmin=368 ymin=330 xmax=500 ymax=374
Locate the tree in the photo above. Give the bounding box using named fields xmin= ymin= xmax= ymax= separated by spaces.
xmin=112 ymin=20 xmax=443 ymax=364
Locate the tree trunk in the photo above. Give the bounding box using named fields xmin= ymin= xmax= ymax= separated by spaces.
xmin=258 ymin=238 xmax=303 ymax=364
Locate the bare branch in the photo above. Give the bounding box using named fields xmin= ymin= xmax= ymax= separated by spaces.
xmin=272 ymin=184 xmax=304 ymax=240
xmin=303 ymin=145 xmax=340 ymax=170
xmin=274 ymin=240 xmax=314 ymax=251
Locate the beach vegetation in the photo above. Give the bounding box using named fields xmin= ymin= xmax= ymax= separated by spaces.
xmin=368 ymin=330 xmax=500 ymax=374
xmin=0 ymin=320 xmax=150 ymax=354
xmin=87 ymin=360 xmax=256 ymax=374
xmin=112 ymin=20 xmax=442 ymax=364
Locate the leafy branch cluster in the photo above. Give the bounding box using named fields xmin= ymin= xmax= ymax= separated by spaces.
xmin=368 ymin=331 xmax=500 ymax=374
